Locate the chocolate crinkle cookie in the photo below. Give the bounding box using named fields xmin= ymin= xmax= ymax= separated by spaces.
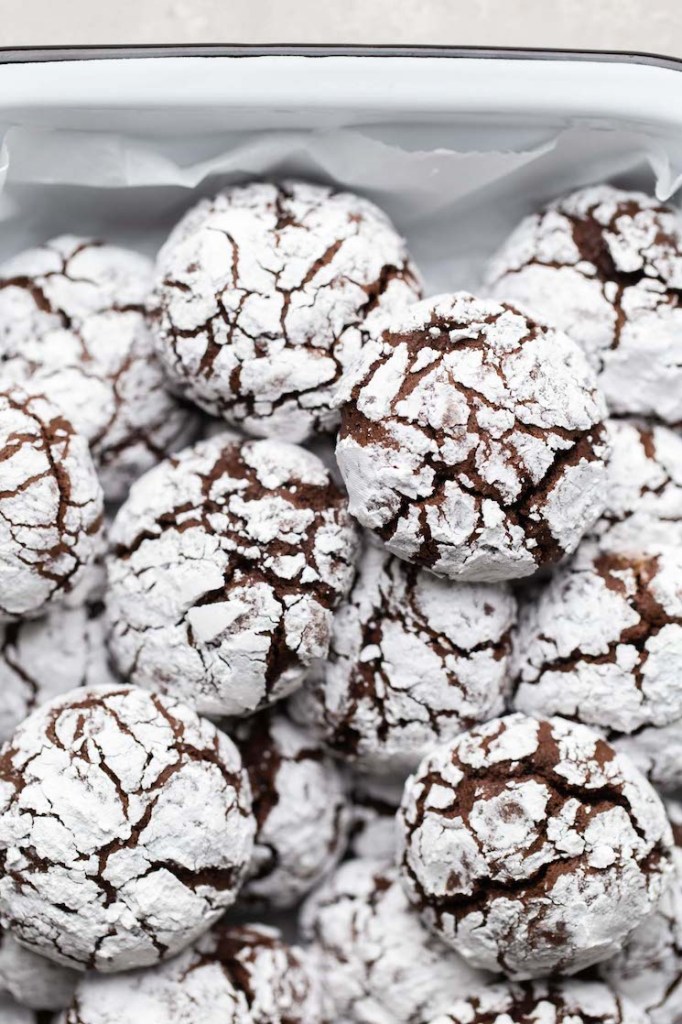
xmin=148 ymin=179 xmax=422 ymax=443
xmin=486 ymin=184 xmax=682 ymax=423
xmin=0 ymin=560 xmax=115 ymax=745
xmin=232 ymin=710 xmax=350 ymax=909
xmin=590 ymin=419 xmax=682 ymax=545
xmin=291 ymin=540 xmax=516 ymax=770
xmin=335 ymin=292 xmax=609 ymax=582
xmin=300 ymin=858 xmax=494 ymax=1024
xmin=0 ymin=929 xmax=77 ymax=1012
xmin=513 ymin=541 xmax=682 ymax=789
xmin=599 ymin=798 xmax=682 ymax=1022
xmin=424 ymin=979 xmax=649 ymax=1024
xmin=106 ymin=435 xmax=359 ymax=717
xmin=0 ymin=236 xmax=198 ymax=501
xmin=0 ymin=685 xmax=255 ymax=973
xmin=59 ymin=923 xmax=325 ymax=1024
xmin=397 ymin=712 xmax=673 ymax=979
xmin=0 ymin=387 xmax=103 ymax=622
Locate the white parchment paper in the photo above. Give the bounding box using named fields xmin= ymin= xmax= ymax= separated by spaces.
xmin=0 ymin=76 xmax=681 ymax=292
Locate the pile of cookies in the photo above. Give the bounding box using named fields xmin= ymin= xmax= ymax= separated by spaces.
xmin=0 ymin=178 xmax=680 ymax=1024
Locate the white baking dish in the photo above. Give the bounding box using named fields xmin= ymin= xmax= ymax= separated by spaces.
xmin=0 ymin=45 xmax=681 ymax=296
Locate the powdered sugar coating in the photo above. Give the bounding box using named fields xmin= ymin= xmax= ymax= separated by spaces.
xmin=599 ymin=799 xmax=682 ymax=1022
xmin=0 ymin=236 xmax=198 ymax=501
xmin=0 ymin=387 xmax=103 ymax=622
xmin=513 ymin=542 xmax=682 ymax=789
xmin=0 ymin=930 xmax=77 ymax=1011
xmin=336 ymin=292 xmax=609 ymax=582
xmin=60 ymin=923 xmax=324 ymax=1024
xmin=291 ymin=541 xmax=516 ymax=770
xmin=0 ymin=560 xmax=115 ymax=745
xmin=106 ymin=435 xmax=359 ymax=717
xmin=233 ymin=711 xmax=350 ymax=909
xmin=591 ymin=419 xmax=682 ymax=542
xmin=301 ymin=858 xmax=493 ymax=1024
xmin=398 ymin=712 xmax=673 ymax=978
xmin=486 ymin=184 xmax=682 ymax=423
xmin=425 ymin=979 xmax=649 ymax=1024
xmin=149 ymin=180 xmax=421 ymax=443
xmin=0 ymin=684 xmax=255 ymax=972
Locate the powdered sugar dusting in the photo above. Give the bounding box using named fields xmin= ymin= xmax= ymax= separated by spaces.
xmin=591 ymin=419 xmax=682 ymax=543
xmin=291 ymin=540 xmax=516 ymax=770
xmin=301 ymin=858 xmax=493 ymax=1023
xmin=0 ymin=554 xmax=116 ymax=745
xmin=106 ymin=435 xmax=359 ymax=717
xmin=149 ymin=180 xmax=421 ymax=442
xmin=0 ymin=237 xmax=199 ymax=501
xmin=426 ymin=978 xmax=650 ymax=1024
xmin=60 ymin=923 xmax=324 ymax=1024
xmin=0 ymin=684 xmax=255 ymax=972
xmin=486 ymin=184 xmax=682 ymax=423
xmin=513 ymin=541 xmax=682 ymax=789
xmin=600 ymin=798 xmax=682 ymax=1023
xmin=336 ymin=292 xmax=609 ymax=582
xmin=0 ymin=387 xmax=103 ymax=622
xmin=233 ymin=711 xmax=350 ymax=909
xmin=398 ymin=712 xmax=673 ymax=978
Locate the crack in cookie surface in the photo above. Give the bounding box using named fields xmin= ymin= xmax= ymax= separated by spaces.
xmin=599 ymin=797 xmax=682 ymax=1023
xmin=397 ymin=712 xmax=673 ymax=979
xmin=336 ymin=292 xmax=609 ymax=582
xmin=0 ymin=387 xmax=103 ymax=622
xmin=486 ymin=184 xmax=682 ymax=423
xmin=0 ymin=685 xmax=255 ymax=972
xmin=291 ymin=539 xmax=516 ymax=770
xmin=0 ymin=236 xmax=199 ymax=501
xmin=426 ymin=978 xmax=650 ymax=1024
xmin=148 ymin=180 xmax=422 ymax=443
xmin=61 ymin=921 xmax=324 ymax=1024
xmin=300 ymin=857 xmax=494 ymax=1024
xmin=106 ymin=434 xmax=359 ymax=717
xmin=232 ymin=710 xmax=349 ymax=909
xmin=513 ymin=539 xmax=682 ymax=790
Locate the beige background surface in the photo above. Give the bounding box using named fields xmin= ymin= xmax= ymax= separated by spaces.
xmin=0 ymin=0 xmax=680 ymax=56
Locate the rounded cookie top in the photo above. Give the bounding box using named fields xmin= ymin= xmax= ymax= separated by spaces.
xmin=0 ymin=557 xmax=115 ymax=746
xmin=513 ymin=541 xmax=682 ymax=789
xmin=232 ymin=710 xmax=350 ymax=909
xmin=61 ymin=923 xmax=324 ymax=1024
xmin=106 ymin=434 xmax=359 ymax=717
xmin=300 ymin=858 xmax=493 ymax=1024
xmin=149 ymin=179 xmax=421 ymax=442
xmin=0 ymin=236 xmax=198 ymax=501
xmin=0 ymin=684 xmax=255 ymax=973
xmin=336 ymin=292 xmax=609 ymax=582
xmin=591 ymin=419 xmax=682 ymax=544
xmin=425 ymin=979 xmax=649 ymax=1024
xmin=0 ymin=386 xmax=103 ymax=622
xmin=599 ymin=798 xmax=682 ymax=1023
xmin=397 ymin=712 xmax=673 ymax=979
xmin=486 ymin=184 xmax=682 ymax=423
xmin=291 ymin=540 xmax=516 ymax=770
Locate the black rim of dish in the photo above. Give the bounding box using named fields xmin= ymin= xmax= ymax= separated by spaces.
xmin=0 ymin=43 xmax=680 ymax=68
